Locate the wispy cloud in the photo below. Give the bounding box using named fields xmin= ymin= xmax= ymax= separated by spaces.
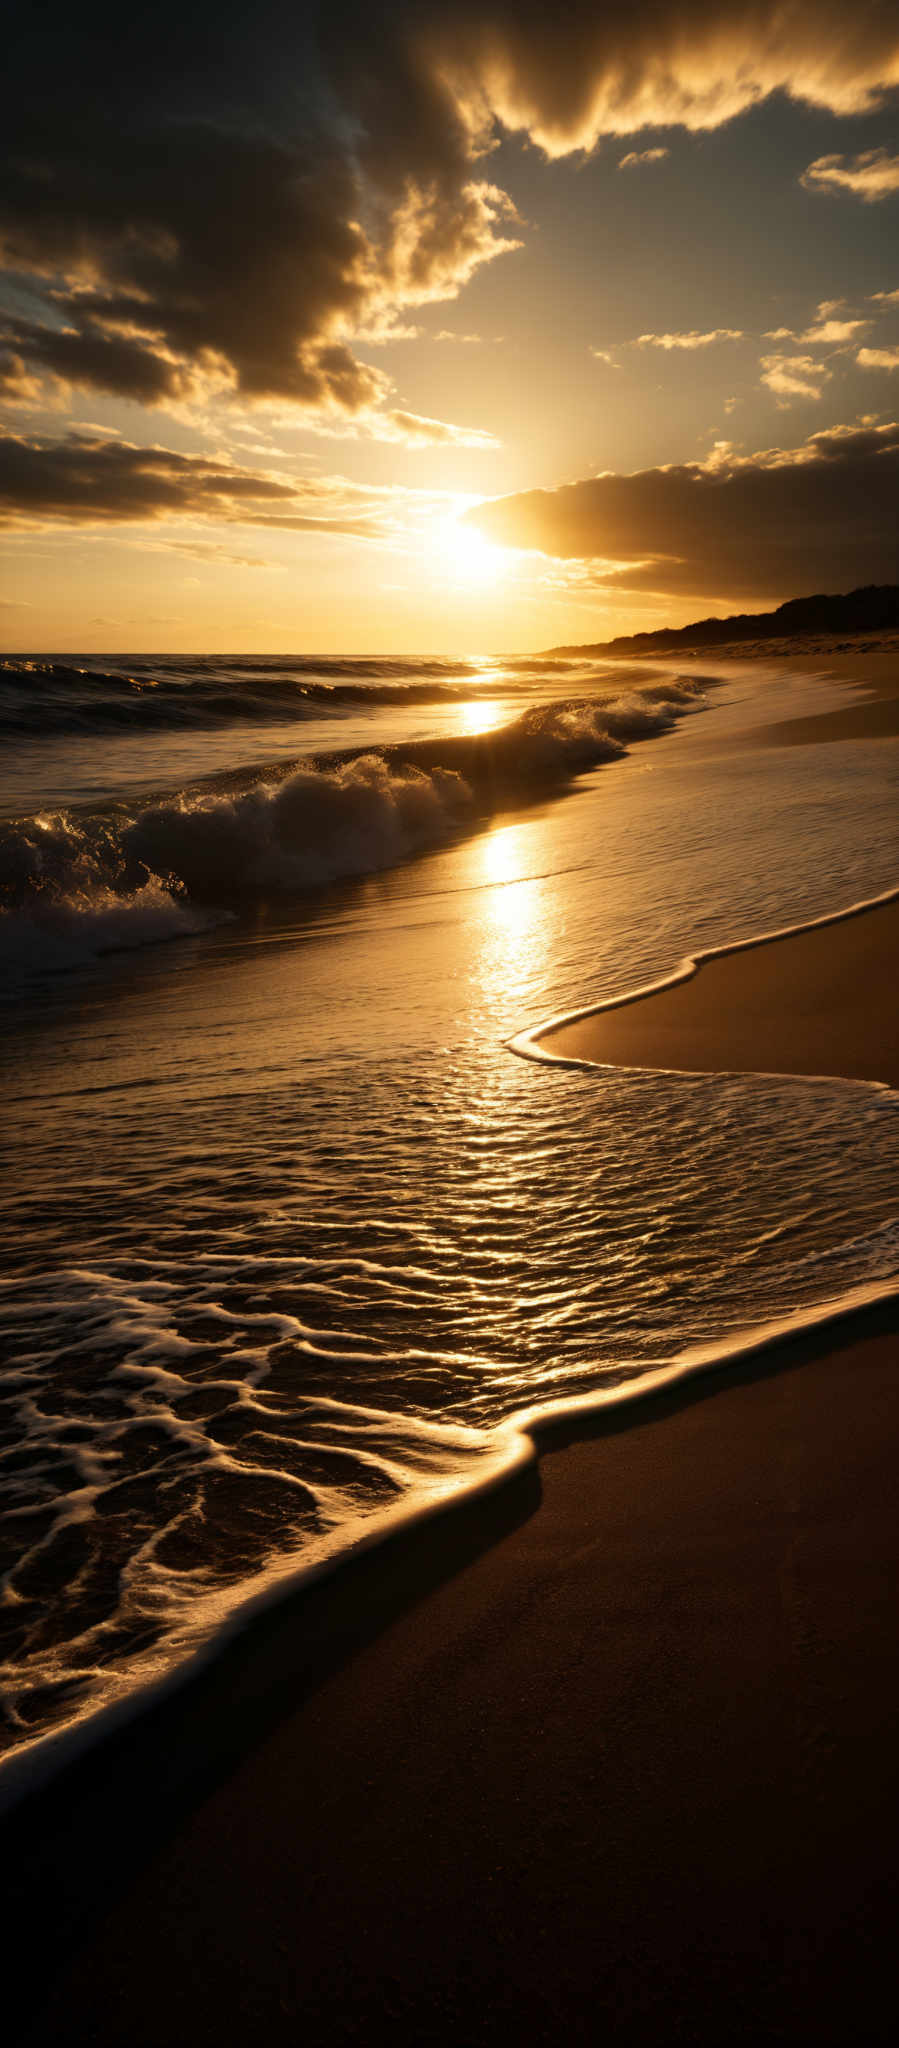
xmin=0 ymin=350 xmax=42 ymax=407
xmin=300 ymin=407 xmax=500 ymax=448
xmin=635 ymin=329 xmax=743 ymax=350
xmin=0 ymin=430 xmax=468 ymax=534
xmin=803 ymin=315 xmax=868 ymax=343
xmin=379 ymin=410 xmax=499 ymax=447
xmin=759 ymin=353 xmax=829 ymax=402
xmin=764 ymin=297 xmax=876 ymax=352
xmin=802 ymin=149 xmax=899 ymax=202
xmin=618 ymin=147 xmax=670 ymax=169
xmin=857 ymin=345 xmax=899 ymax=370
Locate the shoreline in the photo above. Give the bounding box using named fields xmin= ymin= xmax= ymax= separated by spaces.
xmin=7 ymin=1290 xmax=899 ymax=2045
xmin=524 ymin=889 xmax=899 ymax=1088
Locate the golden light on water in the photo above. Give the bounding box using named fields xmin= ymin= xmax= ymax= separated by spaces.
xmin=466 ymin=820 xmax=552 ymax=1032
xmin=458 ymin=697 xmax=505 ymax=736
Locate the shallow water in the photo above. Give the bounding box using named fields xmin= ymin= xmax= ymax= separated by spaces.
xmin=1 ymin=651 xmax=897 ymax=1782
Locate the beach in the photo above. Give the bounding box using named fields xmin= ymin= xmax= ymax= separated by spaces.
xmin=8 ymin=1303 xmax=899 ymax=2046
xmin=4 ymin=638 xmax=898 ymax=2045
xmin=537 ymin=893 xmax=899 ymax=1086
xmin=536 ymin=654 xmax=899 ymax=1085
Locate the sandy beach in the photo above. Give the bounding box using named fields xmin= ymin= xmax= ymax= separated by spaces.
xmin=540 ymin=657 xmax=899 ymax=1086
xmin=694 ymin=631 xmax=899 ymax=746
xmin=539 ymin=894 xmax=899 ymax=1086
xmin=4 ymin=636 xmax=898 ymax=2047
xmin=8 ymin=1300 xmax=899 ymax=2047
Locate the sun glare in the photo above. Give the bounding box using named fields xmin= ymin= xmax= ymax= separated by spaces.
xmin=443 ymin=521 xmax=507 ymax=589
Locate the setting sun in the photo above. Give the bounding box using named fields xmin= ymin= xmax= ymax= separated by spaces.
xmin=442 ymin=520 xmax=509 ymax=589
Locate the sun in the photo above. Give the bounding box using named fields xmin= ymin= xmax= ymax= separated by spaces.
xmin=443 ymin=519 xmax=507 ymax=589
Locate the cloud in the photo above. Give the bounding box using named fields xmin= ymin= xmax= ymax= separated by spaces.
xmin=385 ymin=3 xmax=899 ymax=158
xmin=618 ymin=148 xmax=670 ymax=169
xmin=759 ymin=353 xmax=829 ymax=401
xmin=0 ymin=429 xmax=464 ymax=542
xmin=870 ymin=288 xmax=899 ymax=304
xmin=857 ymin=346 xmax=899 ymax=370
xmin=465 ymin=419 xmax=899 ymax=602
xmin=163 ymin=541 xmax=284 ymax=570
xmin=0 ymin=350 xmax=42 ymax=406
xmin=635 ymin=328 xmax=743 ymax=349
xmin=802 ymin=149 xmax=899 ymax=201
xmin=762 ymin=307 xmax=867 ymax=346
xmin=379 ymin=409 xmax=498 ymax=446
xmin=297 ymin=406 xmax=499 ymax=447
xmin=3 ymin=1 xmax=899 ymax=432
xmin=0 ymin=433 xmax=300 ymax=529
xmin=0 ymin=316 xmax=218 ymax=407
xmin=803 ymin=316 xmax=867 ymax=343
xmin=590 ymin=348 xmax=621 ymax=367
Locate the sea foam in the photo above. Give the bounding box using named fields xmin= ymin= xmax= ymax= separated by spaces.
xmin=0 ymin=685 xmax=704 ymax=980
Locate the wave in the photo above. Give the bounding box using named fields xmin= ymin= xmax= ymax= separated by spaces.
xmin=0 ymin=651 xmax=665 ymax=737
xmin=0 ymin=654 xmax=498 ymax=736
xmin=0 ymin=683 xmax=706 ymax=978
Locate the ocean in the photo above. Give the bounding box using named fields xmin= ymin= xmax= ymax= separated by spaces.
xmin=1 ymin=649 xmax=897 ymax=1800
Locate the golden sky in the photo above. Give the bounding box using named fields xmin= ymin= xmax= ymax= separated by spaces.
xmin=2 ymin=2 xmax=898 ymax=650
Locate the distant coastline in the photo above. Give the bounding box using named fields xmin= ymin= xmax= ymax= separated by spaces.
xmin=546 ymin=581 xmax=899 ymax=659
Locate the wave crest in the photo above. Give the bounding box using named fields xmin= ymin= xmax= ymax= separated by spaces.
xmin=0 ymin=685 xmax=705 ymax=977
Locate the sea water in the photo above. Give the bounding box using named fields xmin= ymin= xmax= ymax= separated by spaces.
xmin=1 ymin=649 xmax=897 ymax=1794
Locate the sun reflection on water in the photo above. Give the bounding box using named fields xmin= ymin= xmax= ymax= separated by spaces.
xmin=467 ymin=821 xmax=553 ymax=1032
xmin=457 ymin=697 xmax=506 ymax=736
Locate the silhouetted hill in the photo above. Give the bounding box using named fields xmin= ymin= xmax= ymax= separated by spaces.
xmin=547 ymin=585 xmax=899 ymax=658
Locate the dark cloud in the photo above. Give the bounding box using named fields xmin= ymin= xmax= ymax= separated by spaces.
xmin=0 ymin=433 xmax=298 ymax=528
xmin=0 ymin=429 xmax=422 ymax=537
xmin=466 ymin=422 xmax=899 ymax=601
xmin=3 ymin=2 xmax=898 ymax=425
xmin=1 ymin=318 xmax=198 ymax=406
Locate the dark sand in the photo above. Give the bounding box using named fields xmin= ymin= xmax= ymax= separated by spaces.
xmin=7 ymin=1304 xmax=899 ymax=2046
xmin=541 ymin=895 xmax=899 ymax=1086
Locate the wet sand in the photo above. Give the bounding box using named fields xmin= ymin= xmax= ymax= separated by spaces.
xmin=697 ymin=631 xmax=899 ymax=746
xmin=7 ymin=1300 xmax=899 ymax=2046
xmin=539 ymin=894 xmax=899 ymax=1087
xmin=539 ymin=640 xmax=898 ymax=1086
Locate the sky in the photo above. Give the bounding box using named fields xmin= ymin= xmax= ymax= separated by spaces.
xmin=2 ymin=1 xmax=899 ymax=652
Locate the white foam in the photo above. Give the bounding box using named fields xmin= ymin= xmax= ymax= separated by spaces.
xmin=0 ymin=679 xmax=709 ymax=983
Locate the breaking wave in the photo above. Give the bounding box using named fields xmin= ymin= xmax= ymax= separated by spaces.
xmin=0 ymin=683 xmax=705 ymax=978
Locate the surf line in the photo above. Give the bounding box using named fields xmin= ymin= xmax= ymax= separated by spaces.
xmin=2 ymin=1265 xmax=898 ymax=1822
xmin=506 ymin=883 xmax=899 ymax=1087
